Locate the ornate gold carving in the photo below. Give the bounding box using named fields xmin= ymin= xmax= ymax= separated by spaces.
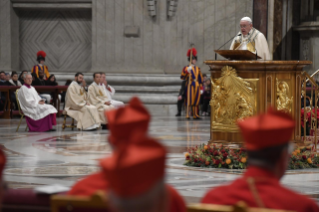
xmin=210 ymin=66 xmax=258 ymax=132
xmin=276 ymin=78 xmax=293 ymax=113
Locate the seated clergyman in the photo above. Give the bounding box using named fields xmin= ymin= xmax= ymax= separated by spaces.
xmin=65 ymin=72 xmax=101 ymax=131
xmin=100 ymin=73 xmax=124 ymax=108
xmin=88 ymin=73 xmax=114 ymax=129
xmin=230 ymin=17 xmax=271 ymax=60
xmin=18 ymin=74 xmax=57 ymax=132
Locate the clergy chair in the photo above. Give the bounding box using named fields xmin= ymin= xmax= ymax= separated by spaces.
xmin=51 ymin=191 xmax=109 ymax=212
xmin=187 ymin=202 xmax=295 ymax=212
xmin=15 ymin=89 xmax=28 ymax=132
xmin=62 ymin=111 xmax=76 ymax=131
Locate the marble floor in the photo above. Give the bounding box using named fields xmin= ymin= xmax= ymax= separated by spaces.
xmin=1 ymin=116 xmax=319 ymax=204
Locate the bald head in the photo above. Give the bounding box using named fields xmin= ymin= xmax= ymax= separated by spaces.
xmin=240 ymin=17 xmax=253 ymax=36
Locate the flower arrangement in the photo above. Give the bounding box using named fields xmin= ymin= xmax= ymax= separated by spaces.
xmin=184 ymin=144 xmax=248 ymax=169
xmin=184 ymin=144 xmax=319 ymax=170
xmin=289 ymin=147 xmax=319 ymax=169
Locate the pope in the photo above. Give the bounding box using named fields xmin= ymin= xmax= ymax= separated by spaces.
xmin=230 ymin=17 xmax=271 ymax=60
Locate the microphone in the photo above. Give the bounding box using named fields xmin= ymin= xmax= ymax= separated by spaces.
xmin=215 ymin=34 xmax=242 ymax=60
xmin=256 ymin=49 xmax=258 ymax=60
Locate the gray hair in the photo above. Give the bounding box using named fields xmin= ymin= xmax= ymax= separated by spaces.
xmin=23 ymin=73 xmax=32 ymax=80
xmin=108 ymin=179 xmax=168 ymax=212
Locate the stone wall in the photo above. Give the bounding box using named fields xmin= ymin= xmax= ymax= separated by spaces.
xmin=91 ymin=0 xmax=253 ymax=74
xmin=19 ymin=9 xmax=92 ymax=73
xmin=0 ymin=0 xmax=254 ymax=74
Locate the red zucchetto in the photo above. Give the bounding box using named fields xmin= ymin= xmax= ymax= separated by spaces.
xmin=237 ymin=107 xmax=295 ymax=150
xmin=100 ymin=133 xmax=166 ymax=197
xmin=104 ymin=97 xmax=150 ymax=148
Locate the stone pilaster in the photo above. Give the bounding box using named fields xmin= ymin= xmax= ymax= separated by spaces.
xmin=0 ymin=0 xmax=19 ymax=72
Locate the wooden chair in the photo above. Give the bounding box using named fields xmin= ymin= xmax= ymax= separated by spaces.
xmin=51 ymin=191 xmax=108 ymax=212
xmin=15 ymin=89 xmax=28 ymax=132
xmin=62 ymin=110 xmax=76 ymax=131
xmin=187 ymin=202 xmax=295 ymax=212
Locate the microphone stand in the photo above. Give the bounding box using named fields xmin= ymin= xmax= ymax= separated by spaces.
xmin=215 ymin=34 xmax=241 ymax=60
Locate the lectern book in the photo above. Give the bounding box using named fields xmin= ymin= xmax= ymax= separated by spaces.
xmin=215 ymin=50 xmax=261 ymax=60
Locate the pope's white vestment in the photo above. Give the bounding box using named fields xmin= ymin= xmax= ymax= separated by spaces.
xmin=65 ymin=81 xmax=101 ymax=130
xmin=88 ymin=82 xmax=114 ymax=124
xmin=230 ymin=28 xmax=271 ymax=60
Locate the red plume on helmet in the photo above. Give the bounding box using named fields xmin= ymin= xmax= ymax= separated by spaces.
xmin=187 ymin=48 xmax=197 ymax=57
xmin=37 ymin=51 xmax=46 ymax=58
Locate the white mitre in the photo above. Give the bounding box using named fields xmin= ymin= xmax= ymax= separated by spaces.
xmin=241 ymin=17 xmax=252 ymax=23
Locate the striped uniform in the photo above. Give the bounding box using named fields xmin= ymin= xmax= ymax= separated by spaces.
xmin=31 ymin=65 xmax=50 ymax=79
xmin=180 ymin=65 xmax=203 ymax=118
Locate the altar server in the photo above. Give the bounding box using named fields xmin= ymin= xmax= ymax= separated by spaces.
xmin=100 ymin=73 xmax=124 ymax=108
xmin=180 ymin=47 xmax=203 ymax=119
xmin=230 ymin=17 xmax=271 ymax=60
xmin=65 ymin=72 xmax=100 ymax=131
xmin=202 ymin=108 xmax=319 ymax=212
xmin=68 ymin=97 xmax=186 ymax=212
xmin=18 ymin=74 xmax=57 ymax=132
xmin=31 ymin=51 xmax=50 ymax=79
xmin=88 ymin=73 xmax=114 ymax=129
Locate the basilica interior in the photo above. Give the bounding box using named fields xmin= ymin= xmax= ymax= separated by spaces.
xmin=0 ymin=0 xmax=319 ymax=211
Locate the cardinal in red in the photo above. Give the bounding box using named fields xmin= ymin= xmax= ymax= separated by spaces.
xmin=68 ymin=97 xmax=186 ymax=212
xmin=201 ymin=108 xmax=319 ymax=212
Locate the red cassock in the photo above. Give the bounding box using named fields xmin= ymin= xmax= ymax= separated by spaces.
xmin=201 ymin=166 xmax=319 ymax=212
xmin=68 ymin=172 xmax=186 ymax=212
xmin=68 ymin=172 xmax=108 ymax=197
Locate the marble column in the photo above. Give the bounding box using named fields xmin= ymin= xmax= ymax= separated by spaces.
xmin=273 ymin=0 xmax=283 ymax=60
xmin=0 ymin=0 xmax=19 ymax=72
xmin=253 ymin=0 xmax=268 ymax=38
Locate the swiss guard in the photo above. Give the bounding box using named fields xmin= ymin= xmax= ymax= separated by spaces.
xmin=180 ymin=47 xmax=203 ymax=120
xmin=31 ymin=51 xmax=50 ymax=79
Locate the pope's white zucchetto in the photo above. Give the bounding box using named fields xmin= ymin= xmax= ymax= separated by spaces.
xmin=241 ymin=17 xmax=252 ymax=23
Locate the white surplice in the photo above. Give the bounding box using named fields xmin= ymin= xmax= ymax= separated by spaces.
xmin=18 ymin=85 xmax=57 ymax=120
xmin=101 ymin=84 xmax=124 ymax=108
xmin=65 ymin=81 xmax=101 ymax=130
xmin=88 ymin=82 xmax=114 ymax=124
xmin=230 ymin=28 xmax=271 ymax=60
